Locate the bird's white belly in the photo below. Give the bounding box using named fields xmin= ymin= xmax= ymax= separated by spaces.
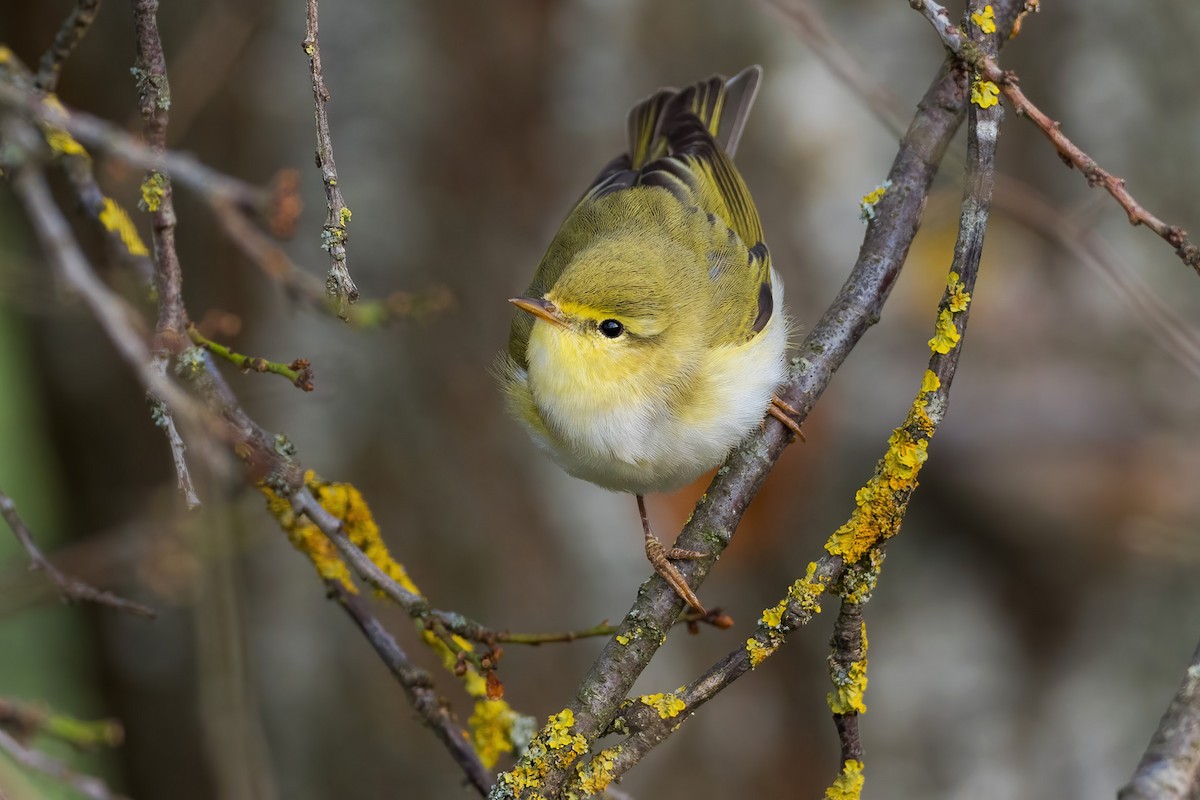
xmin=513 ymin=276 xmax=788 ymax=495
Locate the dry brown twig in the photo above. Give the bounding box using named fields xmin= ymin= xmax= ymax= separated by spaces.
xmin=908 ymin=0 xmax=1200 ymax=275
xmin=0 ymin=487 xmax=154 ymax=618
xmin=34 ymin=0 xmax=102 ymax=93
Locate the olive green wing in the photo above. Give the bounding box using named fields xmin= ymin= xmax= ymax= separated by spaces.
xmin=634 ymin=67 xmax=774 ymax=346
xmin=508 ymin=66 xmax=770 ymax=364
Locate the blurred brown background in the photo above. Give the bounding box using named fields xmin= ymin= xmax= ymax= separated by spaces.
xmin=2 ymin=1 xmax=1199 ymax=798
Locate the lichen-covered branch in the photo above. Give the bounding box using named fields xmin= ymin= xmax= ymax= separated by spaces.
xmin=131 ymin=0 xmax=186 ymax=340
xmin=34 ymin=0 xmax=103 ymax=93
xmin=908 ymin=0 xmax=1200 ymax=275
xmin=1119 ymin=638 xmax=1200 ymax=800
xmin=0 ymin=486 xmax=154 ymax=618
xmin=302 ymin=0 xmax=358 ymax=315
xmin=827 ymin=597 xmax=867 ymax=768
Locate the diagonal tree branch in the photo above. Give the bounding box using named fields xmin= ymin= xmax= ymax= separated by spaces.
xmin=327 ymin=581 xmax=492 ymax=796
xmin=1120 ymin=638 xmax=1200 ymax=800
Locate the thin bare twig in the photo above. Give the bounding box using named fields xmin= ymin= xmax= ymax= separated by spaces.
xmin=0 ymin=487 xmax=153 ymax=618
xmin=34 ymin=0 xmax=103 ymax=93
xmin=1120 ymin=638 xmax=1200 ymax=800
xmin=758 ymin=0 xmax=908 ymax=135
xmin=0 ymin=727 xmax=125 ymax=800
xmin=302 ymin=0 xmax=358 ymax=316
xmin=908 ymin=0 xmax=1200 ymax=275
xmin=327 ymin=581 xmax=492 ymax=796
xmin=150 ymin=354 xmax=201 ymax=508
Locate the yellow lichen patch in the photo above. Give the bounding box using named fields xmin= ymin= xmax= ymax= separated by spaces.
xmin=140 ymin=173 xmax=167 ymax=213
xmin=469 ymin=698 xmax=519 ymax=769
xmin=500 ymin=710 xmax=588 ymax=796
xmin=970 ymin=4 xmax=996 ymax=33
xmin=339 ymin=206 xmax=352 ymax=227
xmin=0 ymin=46 xmax=12 ymax=64
xmin=788 ymin=561 xmax=827 ymax=615
xmin=928 ymin=309 xmax=960 ymax=355
xmin=261 ymin=476 xmax=355 ymax=590
xmin=41 ymin=95 xmax=87 ymax=156
xmin=760 ymin=599 xmax=787 ymax=629
xmin=263 ymin=471 xmax=523 ymax=769
xmin=970 ymin=79 xmax=1000 ymax=109
xmin=946 ymin=271 xmax=971 ymax=312
xmin=921 ymin=369 xmax=941 ymax=394
xmin=858 ymin=180 xmax=891 ymax=222
xmin=748 ymin=562 xmax=829 ymax=668
xmin=824 ymin=759 xmax=865 ymax=800
xmin=545 ymin=709 xmax=586 ymax=754
xmin=573 ymin=746 xmax=620 ymax=796
xmin=746 ymin=636 xmax=779 ymax=668
xmin=825 ymin=376 xmax=939 ymax=565
xmin=638 ymin=693 xmax=686 ymax=720
xmin=98 ymin=197 xmax=149 ymax=256
xmin=839 ymin=550 xmax=884 ymax=606
xmin=827 ymin=658 xmax=869 ymax=715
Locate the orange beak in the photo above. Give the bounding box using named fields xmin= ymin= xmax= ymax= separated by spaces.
xmin=508 ymin=296 xmax=568 ymax=329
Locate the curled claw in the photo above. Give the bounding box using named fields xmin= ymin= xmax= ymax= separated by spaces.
xmin=768 ymin=395 xmax=806 ymax=442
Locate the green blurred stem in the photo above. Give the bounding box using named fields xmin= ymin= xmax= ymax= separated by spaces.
xmin=0 ymin=698 xmax=123 ymax=749
xmin=186 ymin=324 xmax=313 ymax=391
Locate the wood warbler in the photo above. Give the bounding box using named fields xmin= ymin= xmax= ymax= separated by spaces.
xmin=498 ymin=66 xmax=801 ymax=613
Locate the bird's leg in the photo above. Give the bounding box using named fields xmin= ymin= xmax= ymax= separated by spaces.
xmin=637 ymin=494 xmax=706 ymax=614
xmin=768 ymin=394 xmax=806 ymax=442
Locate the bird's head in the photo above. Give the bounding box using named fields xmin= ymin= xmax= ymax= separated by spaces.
xmin=510 ymin=237 xmax=705 ymax=400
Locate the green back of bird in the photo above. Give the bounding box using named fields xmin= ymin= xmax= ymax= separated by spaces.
xmin=509 ymin=66 xmax=773 ymax=365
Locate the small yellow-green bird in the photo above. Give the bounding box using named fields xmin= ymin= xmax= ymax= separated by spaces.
xmin=498 ymin=66 xmax=801 ymax=613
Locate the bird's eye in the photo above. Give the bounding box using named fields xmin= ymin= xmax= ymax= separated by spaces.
xmin=598 ymin=319 xmax=624 ymax=339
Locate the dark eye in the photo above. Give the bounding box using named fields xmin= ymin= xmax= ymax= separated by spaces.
xmin=598 ymin=319 xmax=624 ymax=339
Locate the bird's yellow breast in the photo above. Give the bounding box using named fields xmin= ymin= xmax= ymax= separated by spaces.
xmin=502 ymin=273 xmax=789 ymax=494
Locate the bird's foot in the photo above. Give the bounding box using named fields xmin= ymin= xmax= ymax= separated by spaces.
xmin=768 ymin=394 xmax=806 ymax=442
xmin=644 ymin=534 xmax=707 ymax=614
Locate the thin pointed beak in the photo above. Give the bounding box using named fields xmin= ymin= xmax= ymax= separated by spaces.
xmin=508 ymin=296 xmax=568 ymax=329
